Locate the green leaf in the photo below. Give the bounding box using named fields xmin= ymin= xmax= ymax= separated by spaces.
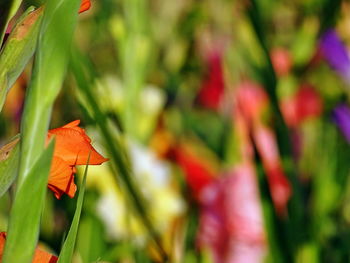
xmin=18 ymin=0 xmax=80 ymax=183
xmin=0 ymin=6 xmax=44 ymax=112
xmin=2 ymin=139 xmax=55 ymax=263
xmin=58 ymin=157 xmax=90 ymax=263
xmin=0 ymin=135 xmax=20 ymax=198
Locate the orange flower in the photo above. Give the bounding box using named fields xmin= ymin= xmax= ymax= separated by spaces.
xmin=47 ymin=120 xmax=108 ymax=199
xmin=0 ymin=232 xmax=58 ymax=263
xmin=79 ymin=0 xmax=91 ymax=13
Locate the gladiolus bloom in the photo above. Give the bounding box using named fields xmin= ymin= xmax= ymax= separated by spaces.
xmin=281 ymin=84 xmax=323 ymax=127
xmin=319 ymin=29 xmax=350 ymax=83
xmin=175 ymin=145 xmax=216 ymax=199
xmin=332 ymin=104 xmax=350 ymax=143
xmin=47 ymin=120 xmax=108 ymax=199
xmin=235 ymin=80 xmax=292 ymax=215
xmin=0 ymin=232 xmax=58 ymax=263
xmin=198 ymin=53 xmax=225 ymax=110
xmin=79 ymin=0 xmax=91 ymax=13
xmin=197 ymin=165 xmax=266 ymax=263
xmin=270 ymin=47 xmax=292 ymax=76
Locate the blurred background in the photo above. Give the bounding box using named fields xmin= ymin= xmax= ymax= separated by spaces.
xmin=2 ymin=0 xmax=350 ymax=262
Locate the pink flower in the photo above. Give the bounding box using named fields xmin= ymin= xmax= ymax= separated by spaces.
xmin=197 ymin=164 xmax=266 ymax=263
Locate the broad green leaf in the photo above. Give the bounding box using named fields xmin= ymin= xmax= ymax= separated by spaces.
xmin=0 ymin=135 xmax=20 ymax=198
xmin=58 ymin=157 xmax=90 ymax=263
xmin=2 ymin=139 xmax=54 ymax=263
xmin=0 ymin=0 xmax=23 ymax=44
xmin=18 ymin=0 xmax=80 ymax=182
xmin=0 ymin=7 xmax=44 ymax=112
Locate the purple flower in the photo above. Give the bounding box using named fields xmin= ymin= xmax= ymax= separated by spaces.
xmin=319 ymin=29 xmax=350 ymax=83
xmin=332 ymin=104 xmax=350 ymax=143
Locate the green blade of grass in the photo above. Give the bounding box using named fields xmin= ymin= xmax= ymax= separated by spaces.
xmin=0 ymin=6 xmax=43 ymax=112
xmin=0 ymin=135 xmax=20 ymax=198
xmin=58 ymin=156 xmax=90 ymax=263
xmin=2 ymin=139 xmax=54 ymax=263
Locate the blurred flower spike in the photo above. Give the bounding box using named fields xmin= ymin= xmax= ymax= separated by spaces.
xmin=79 ymin=0 xmax=91 ymax=13
xmin=198 ymin=52 xmax=225 ymax=110
xmin=281 ymin=84 xmax=323 ymax=127
xmin=270 ymin=47 xmax=292 ymax=76
xmin=0 ymin=232 xmax=58 ymax=262
xmin=197 ymin=165 xmax=266 ymax=263
xmin=332 ymin=104 xmax=350 ymax=143
xmin=47 ymin=120 xmax=108 ymax=199
xmin=236 ymin=80 xmax=292 ymax=215
xmin=175 ymin=144 xmax=216 ymax=199
xmin=319 ymin=29 xmax=350 ymax=83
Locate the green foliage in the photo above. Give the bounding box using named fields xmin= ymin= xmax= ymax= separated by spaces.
xmin=2 ymin=140 xmax=54 ymax=263
xmin=0 ymin=135 xmax=19 ymax=198
xmin=0 ymin=6 xmax=43 ymax=112
xmin=3 ymin=0 xmax=80 ymax=261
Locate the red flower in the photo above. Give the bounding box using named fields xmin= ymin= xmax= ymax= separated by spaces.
xmin=198 ymin=53 xmax=225 ymax=110
xmin=281 ymin=84 xmax=323 ymax=127
xmin=47 ymin=120 xmax=108 ymax=199
xmin=253 ymin=124 xmax=291 ymax=215
xmin=175 ymin=145 xmax=215 ymax=199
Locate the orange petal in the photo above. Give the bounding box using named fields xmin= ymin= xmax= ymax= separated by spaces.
xmin=33 ymin=248 xmax=58 ymax=263
xmin=62 ymin=120 xmax=80 ymax=128
xmin=48 ymin=157 xmax=76 ymax=199
xmin=79 ymin=0 xmax=91 ymax=13
xmin=0 ymin=232 xmax=58 ymax=263
xmin=50 ymin=120 xmax=91 ymax=143
xmin=48 ymin=128 xmax=108 ymax=166
xmin=0 ymin=232 xmax=6 ymax=261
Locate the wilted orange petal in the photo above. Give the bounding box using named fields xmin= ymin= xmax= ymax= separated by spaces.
xmin=79 ymin=0 xmax=91 ymax=13
xmin=48 ymin=157 xmax=76 ymax=199
xmin=48 ymin=127 xmax=108 ymax=166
